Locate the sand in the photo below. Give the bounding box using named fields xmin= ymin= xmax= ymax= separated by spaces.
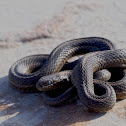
xmin=0 ymin=0 xmax=126 ymax=126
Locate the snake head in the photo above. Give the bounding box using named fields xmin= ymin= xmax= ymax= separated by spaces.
xmin=36 ymin=73 xmax=61 ymax=91
xmin=36 ymin=76 xmax=54 ymax=91
xmin=36 ymin=71 xmax=72 ymax=91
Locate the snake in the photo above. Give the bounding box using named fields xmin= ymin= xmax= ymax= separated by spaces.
xmin=8 ymin=37 xmax=117 ymax=112
xmin=71 ymin=49 xmax=126 ymax=112
xmin=37 ymin=69 xmax=111 ymax=106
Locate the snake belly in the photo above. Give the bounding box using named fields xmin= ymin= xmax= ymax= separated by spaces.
xmin=71 ymin=49 xmax=126 ymax=112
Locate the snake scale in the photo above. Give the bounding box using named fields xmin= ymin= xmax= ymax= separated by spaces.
xmin=8 ymin=37 xmax=126 ymax=112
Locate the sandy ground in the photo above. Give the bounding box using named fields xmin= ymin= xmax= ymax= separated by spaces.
xmin=0 ymin=0 xmax=126 ymax=126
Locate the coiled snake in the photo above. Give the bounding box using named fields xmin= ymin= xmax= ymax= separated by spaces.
xmin=8 ymin=37 xmax=126 ymax=112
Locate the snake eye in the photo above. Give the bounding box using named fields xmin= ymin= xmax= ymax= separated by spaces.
xmin=47 ymin=81 xmax=51 ymax=85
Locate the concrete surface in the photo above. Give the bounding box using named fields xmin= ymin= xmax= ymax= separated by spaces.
xmin=0 ymin=0 xmax=126 ymax=126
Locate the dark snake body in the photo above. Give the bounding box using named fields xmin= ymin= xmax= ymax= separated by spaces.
xmin=8 ymin=37 xmax=118 ymax=112
xmin=37 ymin=69 xmax=112 ymax=106
xmin=71 ymin=49 xmax=126 ymax=112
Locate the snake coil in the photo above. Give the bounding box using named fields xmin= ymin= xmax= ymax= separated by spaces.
xmin=8 ymin=37 xmax=126 ymax=112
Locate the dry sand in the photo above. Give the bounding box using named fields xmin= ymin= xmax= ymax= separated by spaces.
xmin=0 ymin=0 xmax=126 ymax=126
